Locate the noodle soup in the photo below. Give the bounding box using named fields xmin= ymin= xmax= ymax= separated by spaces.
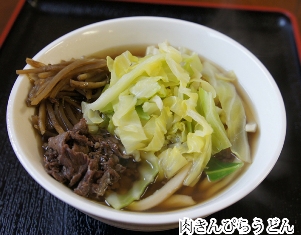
xmin=18 ymin=42 xmax=258 ymax=212
xmin=7 ymin=17 xmax=285 ymax=231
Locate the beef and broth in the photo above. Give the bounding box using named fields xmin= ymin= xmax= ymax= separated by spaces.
xmin=17 ymin=42 xmax=257 ymax=211
xmin=43 ymin=118 xmax=139 ymax=200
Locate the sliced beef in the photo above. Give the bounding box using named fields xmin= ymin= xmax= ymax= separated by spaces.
xmin=43 ymin=118 xmax=139 ymax=201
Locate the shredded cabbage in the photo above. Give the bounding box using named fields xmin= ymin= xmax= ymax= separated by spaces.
xmin=82 ymin=41 xmax=253 ymax=209
xmin=158 ymin=146 xmax=188 ymax=179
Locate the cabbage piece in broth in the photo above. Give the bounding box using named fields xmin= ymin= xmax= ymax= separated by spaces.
xmin=202 ymin=61 xmax=251 ymax=163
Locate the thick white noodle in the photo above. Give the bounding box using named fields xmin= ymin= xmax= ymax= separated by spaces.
xmin=127 ymin=163 xmax=191 ymax=211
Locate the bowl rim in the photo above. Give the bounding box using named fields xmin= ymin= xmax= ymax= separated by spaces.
xmin=6 ymin=16 xmax=286 ymax=226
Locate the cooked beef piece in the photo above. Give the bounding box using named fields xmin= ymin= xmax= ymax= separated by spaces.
xmin=43 ymin=118 xmax=139 ymax=200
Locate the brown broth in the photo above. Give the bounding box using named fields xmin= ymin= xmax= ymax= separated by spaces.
xmin=89 ymin=45 xmax=258 ymax=212
xmin=88 ymin=44 xmax=148 ymax=59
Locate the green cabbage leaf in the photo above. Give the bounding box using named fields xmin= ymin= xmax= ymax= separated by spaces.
xmin=198 ymin=87 xmax=231 ymax=155
xmin=202 ymin=61 xmax=251 ymax=162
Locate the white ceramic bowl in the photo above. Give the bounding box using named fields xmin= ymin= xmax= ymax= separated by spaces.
xmin=6 ymin=16 xmax=286 ymax=231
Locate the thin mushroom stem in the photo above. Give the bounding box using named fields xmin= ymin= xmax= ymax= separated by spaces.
xmin=38 ymin=100 xmax=46 ymax=135
xmin=85 ymin=74 xmax=108 ymax=83
xmin=58 ymin=100 xmax=73 ymax=130
xmin=54 ymin=102 xmax=67 ymax=131
xmin=63 ymin=96 xmax=82 ymax=110
xmin=70 ymin=80 xmax=107 ymax=89
xmin=38 ymin=71 xmax=57 ymax=79
xmin=22 ymin=57 xmax=108 ymax=135
xmin=26 ymin=58 xmax=46 ymax=68
xmin=64 ymin=102 xmax=80 ymax=125
xmin=56 ymin=91 xmax=82 ymax=98
xmin=16 ymin=64 xmax=67 ymax=74
xmin=85 ymin=89 xmax=92 ymax=100
xmin=49 ymin=77 xmax=71 ymax=99
xmin=30 ymin=59 xmax=99 ymax=105
xmin=77 ymin=69 xmax=103 ymax=80
xmin=46 ymin=101 xmax=65 ymax=134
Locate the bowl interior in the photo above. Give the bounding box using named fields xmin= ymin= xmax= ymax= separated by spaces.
xmin=6 ymin=16 xmax=286 ymax=230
